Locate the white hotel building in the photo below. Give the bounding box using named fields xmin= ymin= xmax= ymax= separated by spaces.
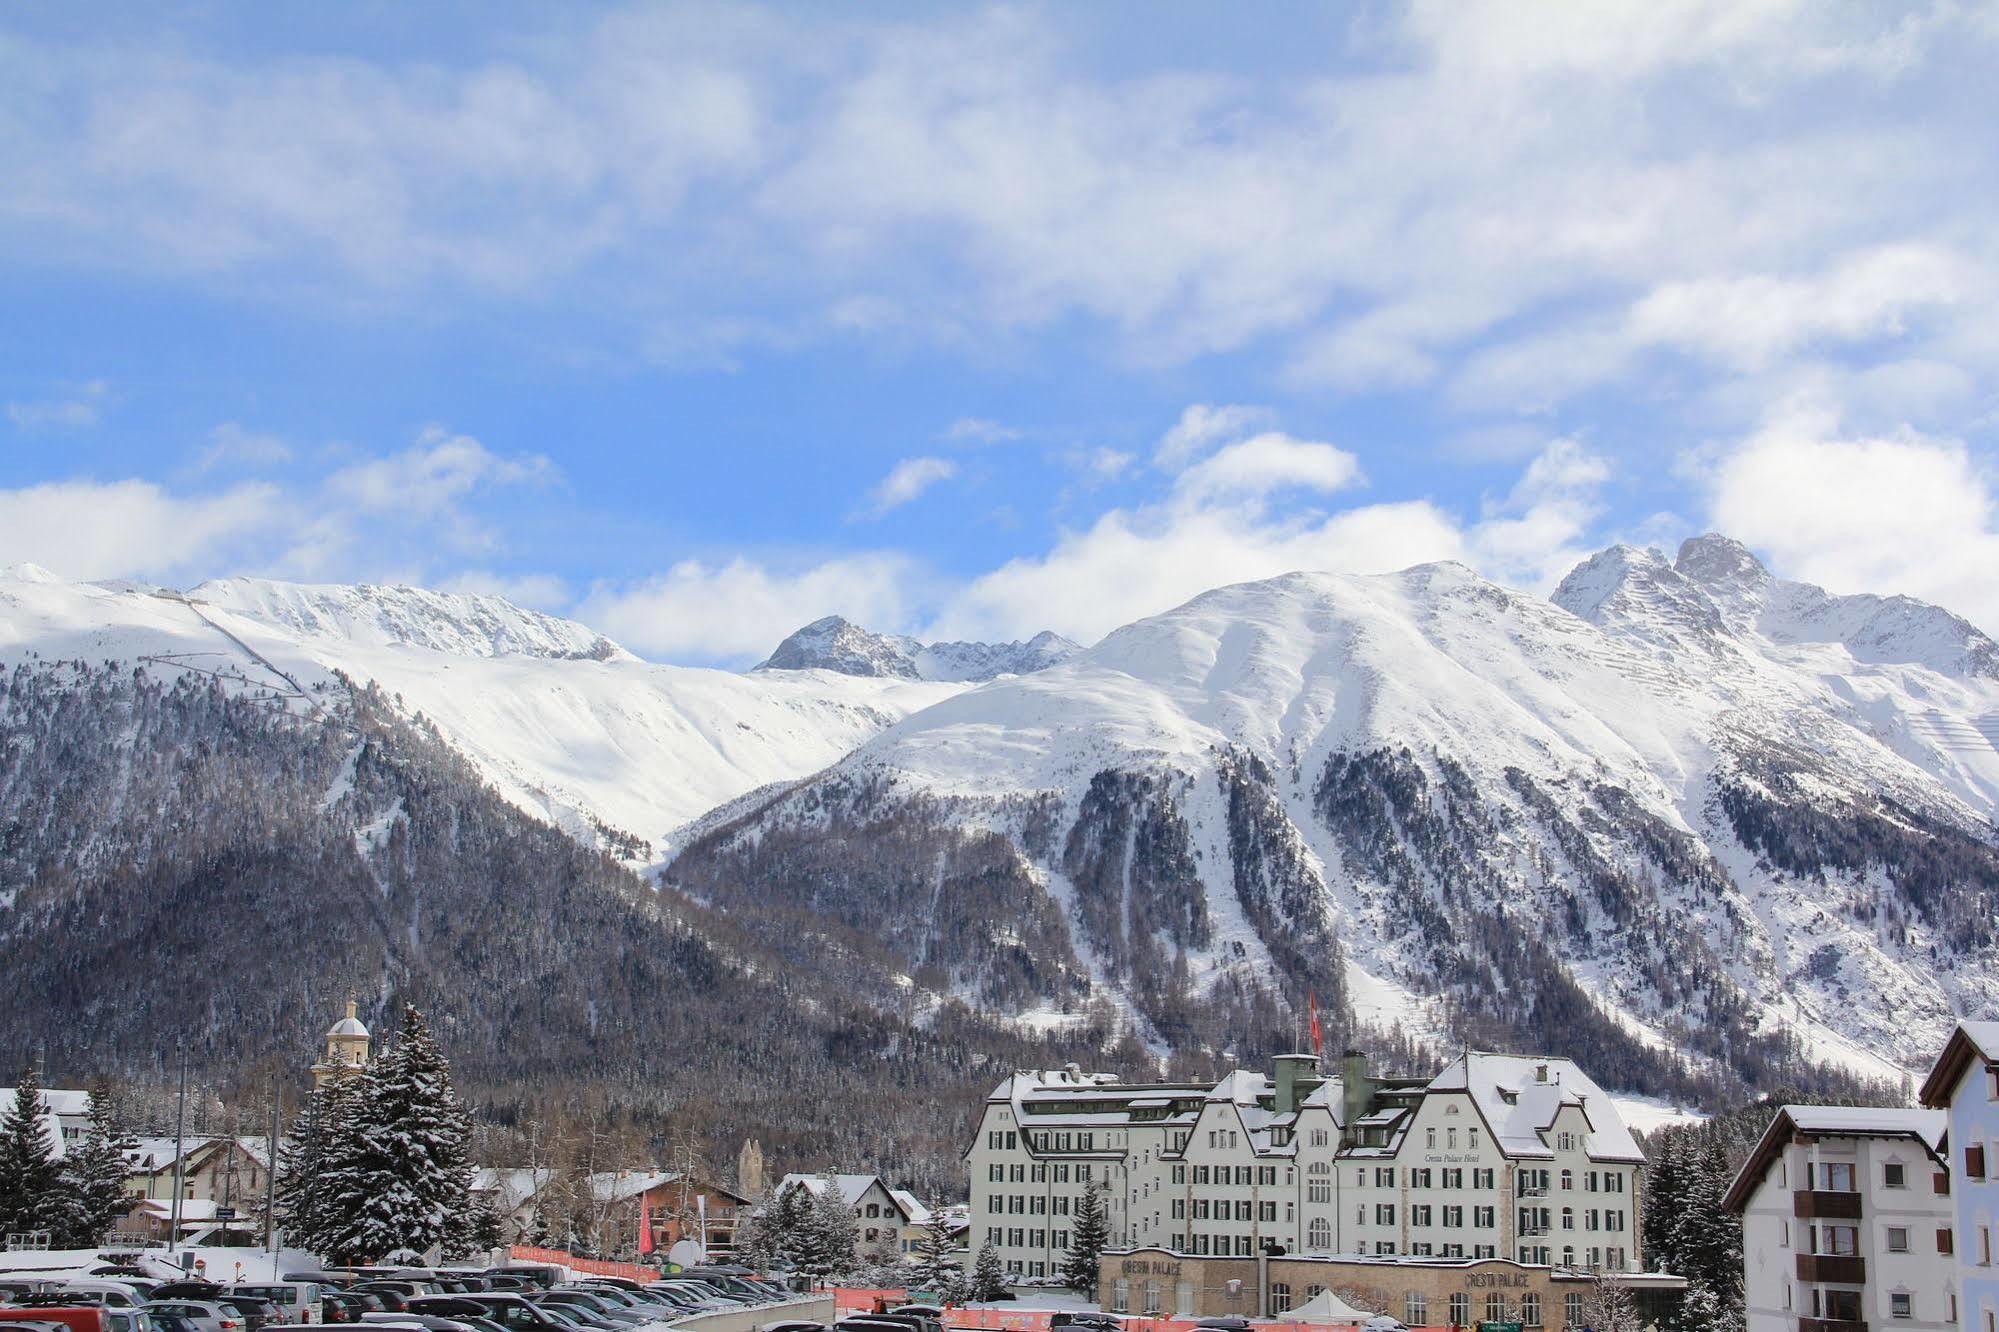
xmin=965 ymin=1050 xmax=1644 ymax=1281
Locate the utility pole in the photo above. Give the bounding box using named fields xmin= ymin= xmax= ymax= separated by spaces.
xmin=169 ymin=1041 xmax=189 ymax=1265
xmin=264 ymin=1076 xmax=280 ymax=1255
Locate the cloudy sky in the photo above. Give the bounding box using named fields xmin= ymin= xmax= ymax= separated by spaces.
xmin=4 ymin=1 xmax=1997 ymax=662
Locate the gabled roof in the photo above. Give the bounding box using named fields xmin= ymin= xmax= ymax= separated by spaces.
xmin=1722 ymin=1104 xmax=1948 ymax=1214
xmin=888 ymin=1189 xmax=930 ymax=1224
xmin=779 ymin=1172 xmax=885 ymax=1208
xmin=1918 ymin=1020 xmax=1999 ymax=1108
xmin=1428 ymin=1052 xmax=1642 ymax=1163
xmin=0 ymin=1087 xmax=92 ymax=1118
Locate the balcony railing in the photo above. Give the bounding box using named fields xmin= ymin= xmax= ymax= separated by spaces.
xmin=1793 ymin=1189 xmax=1863 ymax=1219
xmin=1796 ymin=1253 xmax=1866 ymax=1284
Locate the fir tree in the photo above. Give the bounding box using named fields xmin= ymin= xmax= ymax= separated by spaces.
xmin=59 ymin=1080 xmax=137 ymax=1247
xmin=909 ymin=1196 xmax=966 ymax=1301
xmin=969 ymin=1239 xmax=1008 ymax=1302
xmin=0 ymin=1064 xmax=68 ymax=1243
xmin=1060 ymin=1181 xmax=1110 ymax=1297
xmin=319 ymin=1005 xmax=477 ymax=1262
xmin=774 ymin=1182 xmax=815 ymax=1269
xmin=737 ymin=1183 xmax=786 ymax=1273
xmin=275 ymin=1076 xmax=359 ymax=1256
xmin=802 ymin=1172 xmax=859 ymax=1279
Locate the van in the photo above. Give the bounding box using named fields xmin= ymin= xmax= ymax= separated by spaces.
xmin=0 ymin=1307 xmax=113 ymax=1332
xmin=230 ymin=1286 xmax=324 ymax=1325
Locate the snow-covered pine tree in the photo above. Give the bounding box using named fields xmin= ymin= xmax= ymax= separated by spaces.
xmin=859 ymin=1226 xmax=904 ymax=1285
xmin=736 ymin=1183 xmax=786 ymax=1273
xmin=1577 ymin=1269 xmax=1639 ymax=1331
xmin=59 ymin=1080 xmax=138 ymax=1247
xmin=803 ymin=1172 xmax=859 ymax=1279
xmin=909 ymin=1196 xmax=965 ymax=1301
xmin=969 ymin=1239 xmax=1008 ymax=1302
xmin=0 ymin=1064 xmax=69 ymax=1243
xmin=1060 ymin=1181 xmax=1109 ymax=1297
xmin=319 ymin=1005 xmax=478 ymax=1262
xmin=275 ymin=1076 xmax=358 ymax=1256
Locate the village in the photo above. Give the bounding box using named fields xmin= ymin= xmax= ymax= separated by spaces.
xmin=0 ymin=1003 xmax=1994 ymax=1332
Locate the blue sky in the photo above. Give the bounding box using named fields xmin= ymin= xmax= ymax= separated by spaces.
xmin=4 ymin=2 xmax=1998 ymax=663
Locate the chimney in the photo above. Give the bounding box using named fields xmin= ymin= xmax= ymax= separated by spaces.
xmin=1535 ymin=1063 xmax=1549 ymax=1083
xmin=1272 ymin=1054 xmax=1321 ymax=1115
xmin=1340 ymin=1049 xmax=1372 ymax=1146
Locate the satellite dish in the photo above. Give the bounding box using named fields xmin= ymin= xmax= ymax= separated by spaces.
xmin=668 ymin=1238 xmax=706 ymax=1268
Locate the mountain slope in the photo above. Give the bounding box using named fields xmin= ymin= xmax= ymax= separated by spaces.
xmin=0 ymin=655 xmax=1136 ymax=1186
xmin=670 ymin=549 xmax=1999 ymax=1097
xmin=0 ymin=573 xmax=960 ymax=859
xmin=757 ymin=615 xmax=1081 ymax=681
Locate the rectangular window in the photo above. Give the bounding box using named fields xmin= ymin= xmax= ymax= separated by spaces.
xmin=1194 ymin=1166 xmax=1209 ymax=1185
xmin=1375 ymin=1204 xmax=1396 ymax=1225
xmin=1970 ymin=1145 xmax=1989 ymax=1179
xmin=1885 ymin=1162 xmax=1907 ymax=1188
xmin=1444 ymin=1205 xmax=1463 ymax=1227
xmin=1474 ymin=1168 xmax=1495 ymax=1189
xmin=1887 ymin=1227 xmax=1909 ymax=1253
xmin=1375 ymin=1167 xmax=1395 ymax=1188
xmin=1258 ymin=1166 xmax=1276 ymax=1186
xmin=1938 ymin=1227 xmax=1953 ymax=1254
xmin=1891 ymin=1293 xmax=1912 ymax=1320
xmin=1474 ymin=1206 xmax=1495 ymax=1228
xmin=1411 ymin=1205 xmax=1432 ymax=1227
xmin=1259 ymin=1202 xmax=1276 ymax=1222
xmin=1443 ymin=1168 xmax=1462 ymax=1189
xmin=1819 ymin=1161 xmax=1856 ymax=1191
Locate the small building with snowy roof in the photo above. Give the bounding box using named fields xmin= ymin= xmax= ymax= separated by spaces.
xmin=1724 ymin=1103 xmax=1952 ymax=1332
xmin=1919 ymin=1018 xmax=1999 ymax=1332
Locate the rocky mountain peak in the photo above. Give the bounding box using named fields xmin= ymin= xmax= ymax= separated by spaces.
xmin=757 ymin=617 xmax=1081 ymax=682
xmin=1675 ymin=533 xmax=1772 ymax=592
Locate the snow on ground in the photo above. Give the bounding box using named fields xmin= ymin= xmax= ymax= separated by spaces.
xmin=1610 ymin=1094 xmax=1709 ymax=1135
xmin=0 ymin=1246 xmax=318 ymax=1281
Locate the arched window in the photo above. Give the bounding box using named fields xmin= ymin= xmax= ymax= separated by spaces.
xmin=1560 ymin=1169 xmax=1573 ymax=1191
xmin=1561 ymin=1207 xmax=1574 ymax=1231
xmin=1307 ymin=1218 xmax=1331 ymax=1252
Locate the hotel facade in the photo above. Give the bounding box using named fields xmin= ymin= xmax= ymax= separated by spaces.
xmin=964 ymin=1049 xmax=1646 ymax=1292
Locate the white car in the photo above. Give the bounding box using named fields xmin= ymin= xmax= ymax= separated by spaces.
xmin=145 ymin=1301 xmax=247 ymax=1332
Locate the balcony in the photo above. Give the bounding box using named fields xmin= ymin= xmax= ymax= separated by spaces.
xmin=1796 ymin=1253 xmax=1866 ymax=1284
xmin=1793 ymin=1189 xmax=1863 ymax=1219
xmin=1797 ymin=1321 xmax=1866 ymax=1332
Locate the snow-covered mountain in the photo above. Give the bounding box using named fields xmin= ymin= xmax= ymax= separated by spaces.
xmin=757 ymin=614 xmax=1081 ymax=681
xmin=670 ymin=536 xmax=1999 ymax=1091
xmin=0 ymin=572 xmax=960 ymax=859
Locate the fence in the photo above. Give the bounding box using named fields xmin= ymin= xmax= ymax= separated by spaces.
xmin=507 ymin=1244 xmax=660 ymax=1283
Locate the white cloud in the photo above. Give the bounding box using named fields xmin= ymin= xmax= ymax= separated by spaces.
xmin=326 ymin=427 xmax=553 ymax=515
xmin=1468 ymin=438 xmax=1612 ymax=589
xmin=1173 ymin=433 xmax=1362 ymax=504
xmin=0 ymin=478 xmax=283 ymax=580
xmin=1154 ymin=404 xmax=1276 ymax=469
xmin=860 ymin=455 xmax=957 ymax=518
xmin=1627 ymin=244 xmax=1968 ymax=370
xmin=1704 ymin=408 xmax=1999 ymax=627
xmin=942 ymin=417 xmax=1021 ymax=444
xmin=6 ymin=380 xmax=110 ymax=431
xmin=196 ymin=422 xmax=294 ymax=471
xmin=578 ymin=552 xmax=921 ymax=662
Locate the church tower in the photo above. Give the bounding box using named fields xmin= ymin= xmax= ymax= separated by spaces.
xmin=737 ymin=1138 xmax=766 ymax=1197
xmin=310 ymin=999 xmax=371 ymax=1087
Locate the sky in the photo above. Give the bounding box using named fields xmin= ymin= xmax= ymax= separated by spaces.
xmin=3 ymin=1 xmax=1999 ymax=664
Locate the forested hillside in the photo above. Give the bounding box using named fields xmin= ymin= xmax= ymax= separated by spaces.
xmin=0 ymin=657 xmax=1149 ymax=1190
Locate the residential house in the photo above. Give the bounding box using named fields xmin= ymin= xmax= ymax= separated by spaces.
xmin=1919 ymin=1019 xmax=1999 ymax=1332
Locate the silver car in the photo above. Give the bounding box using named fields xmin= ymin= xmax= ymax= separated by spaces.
xmin=145 ymin=1301 xmax=248 ymax=1332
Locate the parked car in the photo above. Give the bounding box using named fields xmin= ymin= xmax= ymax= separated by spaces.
xmin=144 ymin=1292 xmax=223 ymax=1307
xmin=213 ymin=1301 xmax=277 ymax=1332
xmin=143 ymin=1301 xmax=242 ymax=1332
xmin=0 ymin=1309 xmax=112 ymax=1332
xmin=229 ymin=1287 xmax=324 ymax=1327
xmin=146 ymin=1313 xmax=199 ymax=1332
xmin=759 ymin=1322 xmax=827 ymax=1332
xmin=406 ymin=1297 xmax=566 ymax=1332
xmin=49 ymin=1289 xmax=145 ymax=1312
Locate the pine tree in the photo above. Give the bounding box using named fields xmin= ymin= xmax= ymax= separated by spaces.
xmin=909 ymin=1196 xmax=965 ymax=1301
xmin=318 ymin=1005 xmax=477 ymax=1262
xmin=802 ymin=1172 xmax=858 ymax=1279
xmin=59 ymin=1080 xmax=137 ymax=1247
xmin=969 ymin=1239 xmax=1008 ymax=1302
xmin=0 ymin=1064 xmax=68 ymax=1243
xmin=737 ymin=1183 xmax=786 ymax=1273
xmin=275 ymin=1076 xmax=359 ymax=1256
xmin=1061 ymin=1181 xmax=1110 ymax=1297
xmin=774 ymin=1182 xmax=815 ymax=1269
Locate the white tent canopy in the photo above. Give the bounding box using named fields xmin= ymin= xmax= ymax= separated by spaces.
xmin=1283 ymin=1289 xmax=1377 ymax=1324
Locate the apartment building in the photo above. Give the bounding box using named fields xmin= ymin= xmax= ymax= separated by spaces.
xmin=964 ymin=1049 xmax=1645 ymax=1281
xmin=1724 ymin=1105 xmax=1954 ymax=1332
xmin=1919 ymin=1019 xmax=1999 ymax=1332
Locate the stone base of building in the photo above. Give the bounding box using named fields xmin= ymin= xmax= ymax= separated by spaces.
xmin=1100 ymin=1248 xmax=1685 ymax=1329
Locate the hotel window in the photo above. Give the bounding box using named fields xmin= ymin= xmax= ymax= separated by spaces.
xmin=1444 ymin=1206 xmax=1463 ymax=1227
xmin=1449 ymin=1295 xmax=1470 ymax=1325
xmin=1376 ymin=1204 xmax=1396 ymax=1225
xmin=1258 ymin=1166 xmax=1277 ymax=1186
xmin=1561 ymin=1207 xmax=1573 ymax=1231
xmin=1375 ymin=1242 xmax=1394 ymax=1255
xmin=1485 ymin=1294 xmax=1507 ymax=1322
xmin=1237 ymin=1236 xmax=1253 ymax=1256
xmin=1172 ymin=1164 xmax=1185 ymax=1184
xmin=1885 ymin=1161 xmax=1907 ymax=1188
xmin=1818 ymin=1161 xmax=1856 ymax=1191
xmin=1474 ymin=1206 xmax=1495 ymax=1227
xmin=1411 ymin=1242 xmax=1433 ymax=1256
xmin=1194 ymin=1166 xmax=1210 ymax=1185
xmin=1266 ymin=1284 xmax=1290 ymax=1319
xmin=1194 ymin=1199 xmax=1209 ymax=1220
xmin=1469 ymin=1129 xmax=1480 ymax=1149
xmin=1427 ymin=1128 xmax=1437 ymax=1148
xmin=1412 ymin=1205 xmax=1432 ymax=1226
xmin=1443 ymin=1168 xmax=1463 ymax=1189
xmin=1376 ymin=1168 xmax=1395 ymax=1188
xmin=1260 ymin=1202 xmax=1276 ymax=1222
xmin=1474 ymin=1245 xmax=1496 ymax=1259
xmin=1447 ymin=1128 xmax=1457 ymax=1149
xmin=1171 ymin=1199 xmax=1184 ymax=1220
xmin=1891 ymin=1293 xmax=1913 ymax=1321
xmin=1819 ymin=1225 xmax=1859 ymax=1256
xmin=1053 ymin=1229 xmax=1068 ymax=1249
xmin=1520 ymin=1294 xmax=1540 ymax=1326
xmin=1308 ymin=1164 xmax=1332 ymax=1203
xmin=1474 ymin=1168 xmax=1495 ymax=1189
xmin=1237 ymin=1166 xmax=1253 ymax=1185
xmin=1310 ymin=1128 xmax=1328 ymax=1147
xmin=1565 ymin=1294 xmax=1583 ymax=1325
xmin=1560 ymin=1169 xmax=1572 ymax=1190
xmin=1307 ymin=1218 xmax=1331 ymax=1251
xmin=1405 ymin=1293 xmax=1427 ymax=1325
xmin=1938 ymin=1227 xmax=1953 ymax=1254
xmin=1236 ymin=1200 xmax=1252 ymax=1221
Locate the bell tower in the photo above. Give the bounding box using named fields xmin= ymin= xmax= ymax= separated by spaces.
xmin=310 ymin=999 xmax=371 ymax=1087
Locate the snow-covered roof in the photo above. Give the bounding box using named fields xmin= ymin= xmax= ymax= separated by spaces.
xmin=125 ymin=1134 xmax=262 ymax=1174
xmin=473 ymin=1167 xmax=556 ymax=1210
xmin=1724 ymin=1104 xmax=1949 ymax=1213
xmin=888 ymin=1189 xmax=930 ymax=1225
xmin=779 ymin=1173 xmax=885 ymax=1209
xmin=131 ymin=1199 xmax=222 ymax=1223
xmin=588 ymin=1171 xmax=680 ymax=1203
xmin=0 ymin=1088 xmax=92 ymax=1118
xmin=1427 ymin=1052 xmax=1643 ymax=1163
xmin=1919 ymin=1019 xmax=1999 ymax=1108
